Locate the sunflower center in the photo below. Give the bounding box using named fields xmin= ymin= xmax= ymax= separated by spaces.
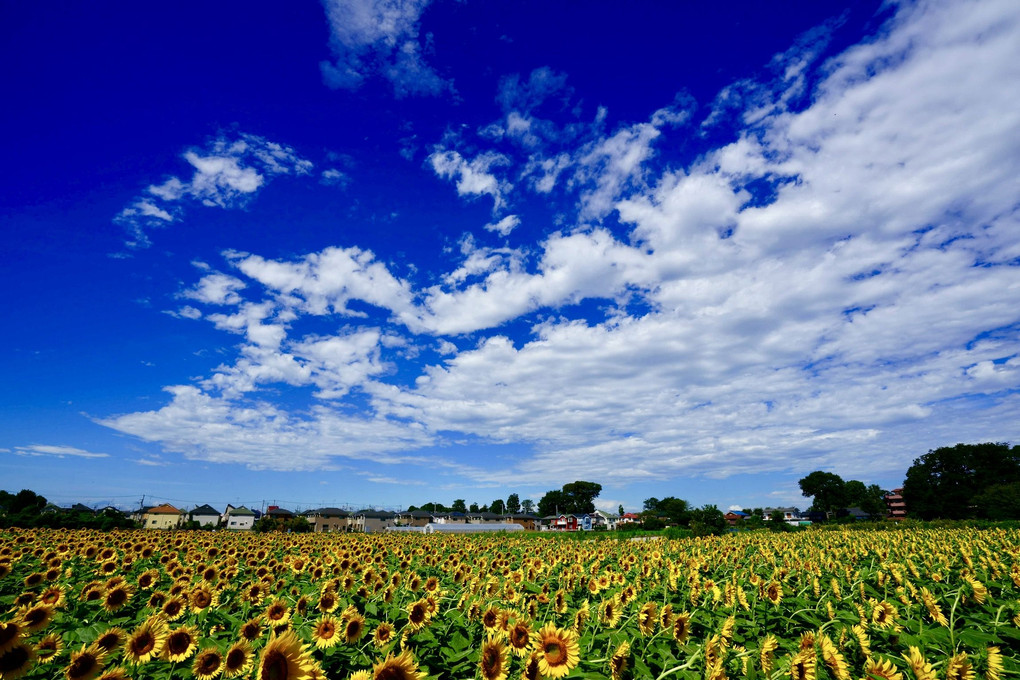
xmin=131 ymin=631 xmax=155 ymax=655
xmin=107 ymin=589 xmax=127 ymax=607
xmin=376 ymin=667 xmax=411 ymax=680
xmin=346 ymin=620 xmax=362 ymax=639
xmin=0 ymin=646 xmax=31 ymax=673
xmin=168 ymin=631 xmax=192 ymax=654
xmin=545 ymin=641 xmax=563 ymax=663
xmin=197 ymin=652 xmax=221 ymax=674
xmin=226 ymin=648 xmax=247 ymax=670
xmin=67 ymin=653 xmax=98 ymax=680
xmin=263 ymin=650 xmax=288 ymax=680
xmin=482 ymin=647 xmax=501 ymax=675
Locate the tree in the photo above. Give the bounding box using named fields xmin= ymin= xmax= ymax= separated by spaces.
xmin=973 ymin=481 xmax=1020 ymax=520
xmin=490 ymin=499 xmax=506 ymax=514
xmin=903 ymin=442 xmax=1020 ymax=520
xmin=521 ymin=499 xmax=535 ymax=514
xmin=799 ymin=471 xmax=848 ymax=515
xmin=561 ymin=481 xmax=602 ymax=514
xmin=618 ymin=504 xmax=625 ymax=517
xmin=689 ymin=504 xmax=727 ymax=537
xmin=643 ymin=497 xmax=660 ymax=512
xmin=537 ymin=490 xmax=568 ymax=518
xmin=768 ymin=509 xmax=789 ymax=531
xmin=506 ymin=493 xmax=521 ymax=514
xmin=469 ymin=502 xmax=479 ymax=513
xmin=844 ymin=481 xmax=887 ymax=519
xmin=451 ymin=499 xmax=467 ymax=513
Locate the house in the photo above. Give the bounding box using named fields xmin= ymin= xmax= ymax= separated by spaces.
xmin=222 ymin=505 xmax=256 ymax=531
xmin=142 ymin=503 xmax=183 ymax=529
xmin=763 ymin=507 xmax=805 ymax=526
xmin=843 ymin=507 xmax=871 ymax=521
xmin=433 ymin=511 xmax=467 ymax=524
xmin=885 ymin=488 xmax=907 ymax=520
xmin=618 ymin=512 xmax=642 ymax=525
xmin=591 ymin=510 xmax=618 ymax=530
xmin=550 ymin=514 xmax=579 ymax=531
xmin=467 ymin=511 xmax=506 ymax=524
xmin=395 ymin=510 xmax=433 ymax=527
xmin=189 ymin=504 xmax=221 ymax=527
xmin=724 ymin=511 xmax=749 ymax=527
xmin=506 ymin=513 xmax=538 ymax=530
xmin=304 ymin=507 xmax=349 ymax=532
xmin=350 ymin=510 xmax=396 ymax=533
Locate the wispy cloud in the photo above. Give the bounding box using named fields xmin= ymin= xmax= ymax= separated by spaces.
xmin=115 ymin=133 xmax=312 ymax=249
xmin=13 ymin=445 xmax=110 ymax=459
xmin=319 ymin=0 xmax=449 ymax=97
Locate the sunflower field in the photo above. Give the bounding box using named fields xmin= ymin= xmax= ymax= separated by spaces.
xmin=0 ymin=527 xmax=1018 ymax=680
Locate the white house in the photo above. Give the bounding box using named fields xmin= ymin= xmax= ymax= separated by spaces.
xmin=222 ymin=505 xmax=255 ymax=531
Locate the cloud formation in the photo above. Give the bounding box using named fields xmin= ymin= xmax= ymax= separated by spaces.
xmin=103 ymin=0 xmax=1020 ymax=489
xmin=13 ymin=445 xmax=110 ymax=459
xmin=115 ymin=134 xmax=312 ymax=248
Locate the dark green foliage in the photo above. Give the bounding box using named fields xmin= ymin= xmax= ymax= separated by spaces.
xmin=903 ymin=442 xmax=1020 ymax=520
xmin=798 ymin=471 xmax=848 ymax=514
xmin=689 ymin=504 xmax=726 ymax=536
xmin=505 ymin=493 xmax=520 ymax=514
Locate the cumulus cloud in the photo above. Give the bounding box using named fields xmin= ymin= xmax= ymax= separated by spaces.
xmin=103 ymin=0 xmax=1020 ymax=486
xmin=320 ymin=0 xmax=448 ymax=97
xmin=115 ymin=133 xmax=312 ymax=248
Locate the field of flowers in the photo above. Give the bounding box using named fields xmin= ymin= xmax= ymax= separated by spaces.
xmin=0 ymin=527 xmax=1017 ymax=680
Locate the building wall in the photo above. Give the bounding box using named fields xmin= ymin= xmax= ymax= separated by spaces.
xmin=225 ymin=515 xmax=254 ymax=530
xmin=144 ymin=513 xmax=180 ymax=529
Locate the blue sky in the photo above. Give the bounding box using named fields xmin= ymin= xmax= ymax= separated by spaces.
xmin=3 ymin=0 xmax=1019 ymax=516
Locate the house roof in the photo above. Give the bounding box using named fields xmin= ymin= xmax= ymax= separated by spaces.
xmin=191 ymin=504 xmax=221 ymax=516
xmin=354 ymin=510 xmax=395 ymax=519
xmin=226 ymin=506 xmax=255 ymax=516
xmin=306 ymin=507 xmax=348 ymax=517
xmin=147 ymin=503 xmax=182 ymax=515
xmin=266 ymin=507 xmax=294 ymax=517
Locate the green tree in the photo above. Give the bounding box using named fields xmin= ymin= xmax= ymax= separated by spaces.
xmin=451 ymin=499 xmax=467 ymax=513
xmin=689 ymin=504 xmax=727 ymax=537
xmin=844 ymin=480 xmax=887 ymax=518
xmin=973 ymin=481 xmax=1020 ymax=520
xmin=469 ymin=502 xmax=479 ymax=513
xmin=561 ymin=481 xmax=602 ymax=514
xmin=506 ymin=493 xmax=521 ymax=514
xmin=903 ymin=442 xmax=1020 ymax=519
xmin=618 ymin=504 xmax=625 ymax=516
xmin=521 ymin=499 xmax=535 ymax=514
xmin=799 ymin=471 xmax=847 ymax=515
xmin=537 ymin=490 xmax=568 ymax=517
xmin=490 ymin=499 xmax=506 ymax=514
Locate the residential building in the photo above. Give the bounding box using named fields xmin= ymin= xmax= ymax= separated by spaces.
xmin=222 ymin=505 xmax=256 ymax=531
xmin=304 ymin=507 xmax=349 ymax=532
xmin=350 ymin=510 xmax=396 ymax=533
xmin=506 ymin=513 xmax=538 ymax=530
xmin=591 ymin=510 xmax=618 ymax=530
xmin=724 ymin=511 xmax=749 ymax=527
xmin=618 ymin=512 xmax=642 ymax=525
xmin=189 ymin=504 xmax=221 ymax=527
xmin=395 ymin=510 xmax=433 ymax=527
xmin=142 ymin=503 xmax=183 ymax=529
xmin=764 ymin=507 xmax=805 ymax=526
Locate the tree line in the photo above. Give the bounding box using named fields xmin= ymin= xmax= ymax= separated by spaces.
xmin=0 ymin=489 xmax=136 ymax=530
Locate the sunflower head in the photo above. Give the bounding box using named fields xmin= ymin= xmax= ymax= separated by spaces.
xmin=64 ymin=643 xmax=109 ymax=680
xmin=530 ymin=623 xmax=580 ymax=679
xmin=124 ymin=616 xmax=169 ymax=665
xmin=373 ymin=622 xmax=395 ymax=649
xmin=258 ymin=630 xmax=317 ymax=680
xmin=192 ymin=647 xmax=224 ymax=680
xmin=478 ymin=638 xmax=508 ymax=680
xmin=162 ymin=625 xmax=199 ymax=663
xmin=371 ymin=649 xmax=424 ymax=680
xmin=223 ymin=640 xmax=253 ymax=679
xmin=0 ymin=641 xmax=36 ymax=680
xmin=610 ymin=641 xmax=630 ymax=680
xmin=312 ymin=616 xmax=341 ymax=650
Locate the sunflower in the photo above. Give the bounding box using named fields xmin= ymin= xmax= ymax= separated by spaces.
xmin=984 ymin=647 xmax=1003 ymax=680
xmin=790 ymin=650 xmax=816 ymax=680
xmin=190 ymin=585 xmax=217 ymax=613
xmin=521 ymin=651 xmax=542 ymax=680
xmin=36 ymin=632 xmax=64 ymax=663
xmin=659 ymin=603 xmax=674 ymax=632
xmin=760 ymin=635 xmax=779 ymax=675
xmin=162 ymin=625 xmax=199 ymax=663
xmin=372 ymin=622 xmax=395 ymax=649
xmin=610 ymin=641 xmax=630 ymax=680
xmin=240 ymin=616 xmax=265 ymax=642
xmin=673 ymin=611 xmax=691 ymax=644
xmin=470 ymin=637 xmax=505 ymax=680
xmin=95 ymin=627 xmax=127 ymax=655
xmin=192 ymin=647 xmax=224 ymax=680
xmin=1 ymin=620 xmax=24 ymax=655
xmin=0 ymin=640 xmax=36 ymax=680
xmin=945 ymin=653 xmax=975 ymax=680
xmin=599 ymin=596 xmax=622 ymax=628
xmin=257 ymin=630 xmax=317 ymax=680
xmin=349 ymin=672 xmax=371 ymax=680
xmin=160 ymin=596 xmax=187 ymax=622
xmin=342 ymin=610 xmax=367 ymax=644
xmin=97 ymin=667 xmax=132 ymax=680
xmin=223 ymin=641 xmax=254 ymax=679
xmin=572 ymin=600 xmax=590 ymax=634
xmin=64 ymin=643 xmax=108 ymax=680
xmin=507 ymin=620 xmax=532 ymax=658
xmin=819 ymin=635 xmax=849 ymax=680
xmin=39 ymin=585 xmax=68 ymax=608
xmin=865 ymin=657 xmax=903 ymax=680
xmin=103 ymin=584 xmax=134 ymax=613
xmin=317 ymin=590 xmax=339 ymax=614
xmin=407 ymin=600 xmax=430 ymax=631
xmin=123 ymin=616 xmax=169 ymax=665
xmin=311 ymin=616 xmax=341 ymax=650
xmin=871 ymin=600 xmax=897 ymax=629
xmin=765 ymin=581 xmax=783 ymax=606
xmin=265 ymin=599 xmax=291 ymax=626
xmin=18 ymin=603 xmax=55 ymax=633
xmin=371 ymin=649 xmax=424 ymax=680
xmin=530 ymin=623 xmax=580 ymax=679
xmin=638 ymin=602 xmax=657 ymax=636
xmin=902 ymin=646 xmax=936 ymax=680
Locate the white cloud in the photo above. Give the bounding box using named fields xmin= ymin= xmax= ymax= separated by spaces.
xmin=484 ymin=215 xmax=521 ymax=237
xmin=428 ymin=150 xmax=512 ymax=213
xmin=320 ymin=0 xmax=448 ymax=97
xmin=115 ymin=133 xmax=312 ymax=248
xmin=13 ymin=445 xmax=109 ymax=459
